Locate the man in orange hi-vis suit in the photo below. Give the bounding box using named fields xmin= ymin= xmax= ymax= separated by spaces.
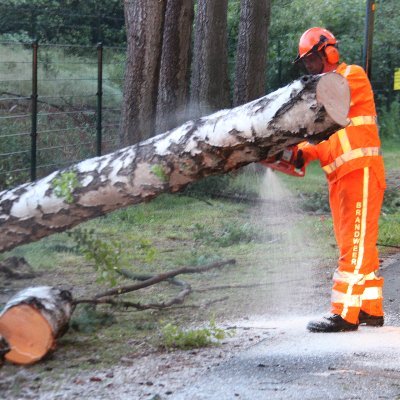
xmin=269 ymin=27 xmax=386 ymax=332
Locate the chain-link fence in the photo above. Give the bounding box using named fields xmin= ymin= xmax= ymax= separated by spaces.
xmin=0 ymin=41 xmax=125 ymax=190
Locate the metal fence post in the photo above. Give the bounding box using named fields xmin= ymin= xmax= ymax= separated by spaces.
xmin=277 ymin=39 xmax=282 ymax=87
xmin=96 ymin=42 xmax=103 ymax=156
xmin=387 ymin=48 xmax=393 ymax=111
xmin=31 ymin=39 xmax=38 ymax=181
xmin=362 ymin=0 xmax=375 ymax=80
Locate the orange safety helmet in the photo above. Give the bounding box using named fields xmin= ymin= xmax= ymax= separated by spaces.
xmin=294 ymin=27 xmax=339 ymax=65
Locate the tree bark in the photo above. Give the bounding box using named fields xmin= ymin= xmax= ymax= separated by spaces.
xmin=0 ymin=73 xmax=350 ymax=253
xmin=234 ymin=0 xmax=272 ymax=106
xmin=0 ymin=336 xmax=10 ymax=365
xmin=0 ymin=286 xmax=73 ymax=365
xmin=190 ymin=0 xmax=230 ymax=118
xmin=120 ymin=0 xmax=166 ymax=145
xmin=155 ymin=0 xmax=194 ymax=134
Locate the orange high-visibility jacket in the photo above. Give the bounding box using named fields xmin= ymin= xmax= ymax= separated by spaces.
xmin=299 ymin=62 xmax=386 ymax=188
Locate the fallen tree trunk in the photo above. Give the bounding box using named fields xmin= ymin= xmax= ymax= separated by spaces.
xmin=0 ymin=73 xmax=350 ymax=253
xmin=0 ymin=287 xmax=73 ymax=365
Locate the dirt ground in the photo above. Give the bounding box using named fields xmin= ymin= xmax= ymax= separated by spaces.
xmin=1 ymin=316 xmax=275 ymax=399
xmin=2 ymin=253 xmax=399 ymax=400
xmin=0 ymin=172 xmax=399 ymax=400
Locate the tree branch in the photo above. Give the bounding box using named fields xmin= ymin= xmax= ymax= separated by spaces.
xmin=73 ymin=259 xmax=236 ymax=309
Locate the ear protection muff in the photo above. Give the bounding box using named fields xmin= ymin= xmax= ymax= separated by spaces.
xmin=324 ymin=45 xmax=339 ymax=64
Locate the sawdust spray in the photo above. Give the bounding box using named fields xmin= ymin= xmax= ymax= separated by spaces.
xmin=254 ymin=168 xmax=328 ymax=316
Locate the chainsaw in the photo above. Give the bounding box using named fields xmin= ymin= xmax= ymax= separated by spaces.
xmin=260 ymin=148 xmax=305 ymax=177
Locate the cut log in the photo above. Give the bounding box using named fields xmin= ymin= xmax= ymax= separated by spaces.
xmin=0 ymin=286 xmax=73 ymax=365
xmin=0 ymin=72 xmax=350 ymax=253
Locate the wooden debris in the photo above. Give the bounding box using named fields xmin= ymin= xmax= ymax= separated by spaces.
xmin=75 ymin=259 xmax=236 ymax=309
xmin=0 ymin=256 xmax=36 ymax=280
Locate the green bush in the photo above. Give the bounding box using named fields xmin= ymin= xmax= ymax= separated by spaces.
xmin=193 ymin=221 xmax=258 ymax=247
xmin=382 ymin=187 xmax=400 ymax=214
xmin=70 ymin=304 xmax=116 ymax=333
xmin=68 ymin=228 xmax=124 ymax=286
xmin=379 ymin=213 xmax=400 ymax=247
xmin=379 ymin=101 xmax=400 ymax=139
xmin=184 ymin=174 xmax=232 ymax=197
xmin=299 ymin=191 xmax=330 ymax=214
xmin=160 ymin=320 xmax=228 ymax=350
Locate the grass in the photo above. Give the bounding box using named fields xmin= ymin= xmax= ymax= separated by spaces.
xmin=382 ymin=139 xmax=400 ymax=171
xmin=0 ymin=43 xmax=123 ymax=107
xmin=160 ymin=320 xmax=228 ymax=350
xmin=0 ymin=42 xmax=124 ymax=188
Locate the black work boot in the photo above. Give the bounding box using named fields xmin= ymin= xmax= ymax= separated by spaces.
xmin=307 ymin=314 xmax=358 ymax=333
xmin=358 ymin=310 xmax=384 ymax=327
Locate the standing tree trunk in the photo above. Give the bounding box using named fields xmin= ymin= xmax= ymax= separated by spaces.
xmin=120 ymin=0 xmax=166 ymax=145
xmin=190 ymin=0 xmax=230 ymax=118
xmin=155 ymin=0 xmax=194 ymax=134
xmin=234 ymin=0 xmax=272 ymax=106
xmin=0 ymin=73 xmax=350 ymax=253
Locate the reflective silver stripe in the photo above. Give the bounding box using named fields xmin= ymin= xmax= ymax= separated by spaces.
xmin=333 ymin=270 xmax=365 ymax=285
xmin=341 ymin=167 xmax=369 ymax=319
xmin=322 ymin=147 xmax=381 ymax=174
xmin=332 ymin=290 xmax=362 ymax=307
xmin=355 ymin=167 xmax=369 ymax=274
xmin=364 ymin=271 xmax=379 ymax=280
xmin=347 ymin=115 xmax=377 ymax=126
xmin=343 ymin=65 xmax=352 ymax=78
xmin=361 ymin=287 xmax=383 ymax=300
xmin=322 ymin=115 xmax=378 ymax=175
xmin=337 ymin=128 xmax=352 ymax=153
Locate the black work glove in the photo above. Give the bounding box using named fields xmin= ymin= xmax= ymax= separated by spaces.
xmin=294 ymin=149 xmax=305 ymax=169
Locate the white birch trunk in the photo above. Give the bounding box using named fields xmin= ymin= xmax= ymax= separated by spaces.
xmin=0 ymin=73 xmax=350 ymax=253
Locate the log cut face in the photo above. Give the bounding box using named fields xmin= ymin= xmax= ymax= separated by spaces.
xmin=0 ymin=286 xmax=73 ymax=365
xmin=0 ymin=73 xmax=350 ymax=253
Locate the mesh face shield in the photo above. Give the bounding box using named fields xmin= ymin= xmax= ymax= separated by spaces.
xmin=300 ymin=51 xmax=325 ymax=75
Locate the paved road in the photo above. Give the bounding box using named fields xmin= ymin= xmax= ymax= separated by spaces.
xmin=172 ymin=254 xmax=400 ymax=400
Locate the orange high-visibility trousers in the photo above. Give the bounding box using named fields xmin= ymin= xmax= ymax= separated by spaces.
xmin=329 ymin=167 xmax=385 ymax=324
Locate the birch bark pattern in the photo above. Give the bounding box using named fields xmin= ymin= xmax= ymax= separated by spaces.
xmin=0 ymin=287 xmax=73 ymax=365
xmin=0 ymin=73 xmax=350 ymax=253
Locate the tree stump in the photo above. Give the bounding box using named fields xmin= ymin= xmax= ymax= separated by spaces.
xmin=0 ymin=286 xmax=73 ymax=365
